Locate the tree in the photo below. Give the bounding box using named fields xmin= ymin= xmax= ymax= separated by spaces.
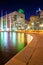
xmin=18 ymin=9 xmax=24 ymax=14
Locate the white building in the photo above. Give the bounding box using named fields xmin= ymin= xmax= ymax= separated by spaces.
xmin=0 ymin=11 xmax=25 ymax=31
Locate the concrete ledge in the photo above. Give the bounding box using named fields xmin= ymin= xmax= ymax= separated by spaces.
xmin=5 ymin=46 xmax=35 ymax=65
xmin=5 ymin=58 xmax=26 ymax=65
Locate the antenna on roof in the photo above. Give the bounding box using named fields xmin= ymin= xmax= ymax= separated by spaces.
xmin=39 ymin=8 xmax=41 ymax=11
xmin=36 ymin=8 xmax=41 ymax=13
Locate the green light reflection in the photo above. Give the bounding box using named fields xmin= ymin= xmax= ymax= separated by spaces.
xmin=1 ymin=32 xmax=4 ymax=50
xmin=12 ymin=32 xmax=17 ymax=47
xmin=17 ymin=33 xmax=25 ymax=51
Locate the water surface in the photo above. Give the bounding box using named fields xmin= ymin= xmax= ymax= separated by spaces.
xmin=0 ymin=32 xmax=26 ymax=65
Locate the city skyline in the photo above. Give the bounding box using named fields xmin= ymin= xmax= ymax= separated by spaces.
xmin=0 ymin=9 xmax=43 ymax=31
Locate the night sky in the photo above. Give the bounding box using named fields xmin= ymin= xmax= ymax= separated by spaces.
xmin=0 ymin=0 xmax=43 ymax=19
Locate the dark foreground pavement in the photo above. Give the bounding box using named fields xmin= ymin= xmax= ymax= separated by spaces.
xmin=5 ymin=33 xmax=43 ymax=65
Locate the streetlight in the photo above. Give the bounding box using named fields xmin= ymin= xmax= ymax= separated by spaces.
xmin=39 ymin=23 xmax=43 ymax=30
xmin=31 ymin=22 xmax=34 ymax=25
xmin=39 ymin=24 xmax=43 ymax=27
xmin=26 ymin=25 xmax=30 ymax=30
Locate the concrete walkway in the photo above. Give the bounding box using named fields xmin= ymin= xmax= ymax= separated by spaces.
xmin=5 ymin=33 xmax=43 ymax=65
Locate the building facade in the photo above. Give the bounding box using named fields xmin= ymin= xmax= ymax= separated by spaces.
xmin=0 ymin=11 xmax=25 ymax=31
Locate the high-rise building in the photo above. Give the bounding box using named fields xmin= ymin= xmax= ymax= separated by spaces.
xmin=40 ymin=10 xmax=43 ymax=18
xmin=30 ymin=16 xmax=38 ymax=22
xmin=29 ymin=16 xmax=39 ymax=30
xmin=0 ymin=10 xmax=25 ymax=31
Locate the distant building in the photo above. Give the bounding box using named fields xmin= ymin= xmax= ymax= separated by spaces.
xmin=0 ymin=10 xmax=25 ymax=31
xmin=10 ymin=11 xmax=25 ymax=30
xmin=30 ymin=16 xmax=38 ymax=22
xmin=40 ymin=10 xmax=43 ymax=19
xmin=29 ymin=16 xmax=39 ymax=30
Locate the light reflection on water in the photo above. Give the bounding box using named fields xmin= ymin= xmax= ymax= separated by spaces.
xmin=0 ymin=32 xmax=33 ymax=64
xmin=17 ymin=33 xmax=25 ymax=51
xmin=0 ymin=32 xmax=26 ymax=64
xmin=0 ymin=32 xmax=25 ymax=52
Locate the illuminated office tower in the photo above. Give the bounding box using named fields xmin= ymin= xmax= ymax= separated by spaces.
xmin=36 ymin=9 xmax=43 ymax=30
xmin=3 ymin=16 xmax=6 ymax=30
xmin=7 ymin=14 xmax=10 ymax=30
xmin=0 ymin=9 xmax=25 ymax=31
xmin=40 ymin=10 xmax=43 ymax=18
xmin=36 ymin=8 xmax=41 ymax=30
xmin=10 ymin=10 xmax=25 ymax=30
xmin=6 ymin=11 xmax=7 ymax=30
xmin=0 ymin=18 xmax=1 ymax=30
xmin=9 ymin=14 xmax=11 ymax=31
xmin=39 ymin=10 xmax=43 ymax=29
xmin=10 ymin=11 xmax=17 ymax=30
xmin=1 ymin=10 xmax=3 ymax=30
xmin=1 ymin=11 xmax=7 ymax=30
xmin=16 ymin=9 xmax=25 ymax=30
xmin=1 ymin=10 xmax=7 ymax=30
xmin=29 ymin=16 xmax=38 ymax=30
xmin=6 ymin=13 xmax=12 ymax=31
xmin=16 ymin=13 xmax=25 ymax=30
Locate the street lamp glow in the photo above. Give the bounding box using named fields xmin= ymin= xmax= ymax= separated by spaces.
xmin=31 ymin=22 xmax=34 ymax=25
xmin=39 ymin=8 xmax=41 ymax=11
xmin=6 ymin=28 xmax=9 ymax=31
xmin=28 ymin=26 xmax=30 ymax=29
xmin=26 ymin=34 xmax=33 ymax=44
xmin=26 ymin=26 xmax=30 ymax=30
xmin=39 ymin=24 xmax=43 ymax=27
